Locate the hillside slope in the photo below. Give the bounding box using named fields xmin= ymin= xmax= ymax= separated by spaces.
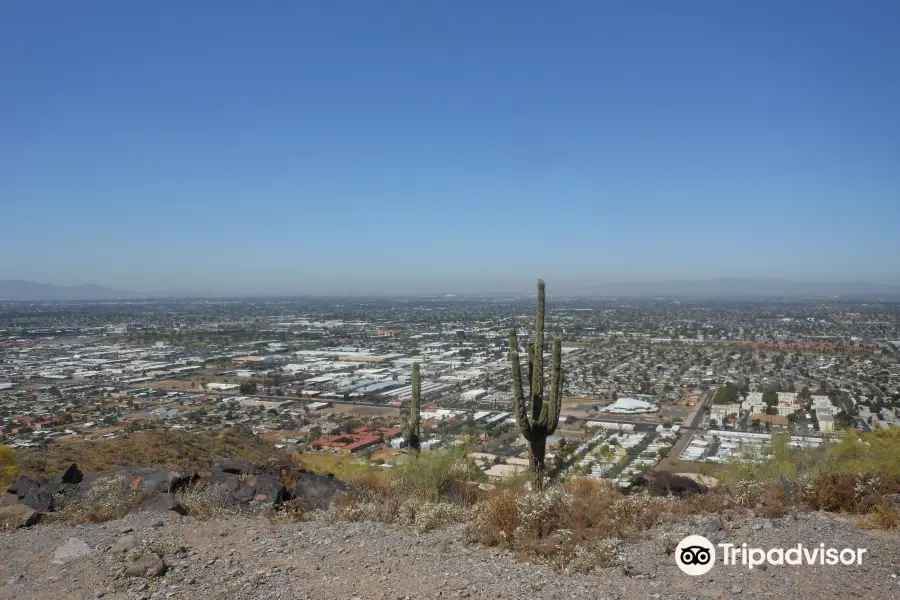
xmin=1 ymin=510 xmax=898 ymax=600
xmin=19 ymin=429 xmax=287 ymax=475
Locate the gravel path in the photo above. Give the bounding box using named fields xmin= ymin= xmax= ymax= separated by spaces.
xmin=1 ymin=511 xmax=898 ymax=600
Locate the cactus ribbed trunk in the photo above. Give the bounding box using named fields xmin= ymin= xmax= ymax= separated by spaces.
xmin=509 ymin=279 xmax=564 ymax=488
xmin=528 ymin=436 xmax=547 ymax=477
xmin=405 ymin=362 xmax=422 ymax=453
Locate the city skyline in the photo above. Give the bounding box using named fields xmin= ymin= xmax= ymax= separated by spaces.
xmin=3 ymin=2 xmax=899 ymax=291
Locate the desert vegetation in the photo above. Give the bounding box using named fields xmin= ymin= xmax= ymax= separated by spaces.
xmin=16 ymin=428 xmax=287 ymax=475
xmin=1 ymin=443 xmax=18 ymax=485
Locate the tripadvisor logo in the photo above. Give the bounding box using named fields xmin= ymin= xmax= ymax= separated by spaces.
xmin=675 ymin=535 xmax=716 ymax=575
xmin=675 ymin=535 xmax=868 ymax=575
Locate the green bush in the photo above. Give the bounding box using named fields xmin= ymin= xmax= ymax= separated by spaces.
xmin=0 ymin=444 xmax=18 ymax=486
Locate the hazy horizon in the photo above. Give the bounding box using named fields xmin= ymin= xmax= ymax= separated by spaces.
xmin=3 ymin=2 xmax=899 ymax=291
xmin=3 ymin=276 xmax=900 ymax=300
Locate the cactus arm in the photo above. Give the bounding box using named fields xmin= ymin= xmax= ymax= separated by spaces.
xmin=406 ymin=362 xmax=422 ymax=451
xmin=538 ymin=339 xmax=560 ymax=427
xmin=509 ymin=328 xmax=532 ymax=436
xmin=546 ymin=339 xmax=563 ymax=433
xmin=526 ymin=342 xmax=534 ymax=396
xmin=531 ymin=279 xmax=545 ymax=423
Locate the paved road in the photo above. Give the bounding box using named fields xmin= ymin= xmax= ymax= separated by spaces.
xmin=657 ymin=388 xmax=714 ymax=470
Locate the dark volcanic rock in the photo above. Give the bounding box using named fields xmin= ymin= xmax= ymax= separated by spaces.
xmin=20 ymin=486 xmax=54 ymax=512
xmin=247 ymin=473 xmax=288 ymax=506
xmin=631 ymin=471 xmax=708 ymax=497
xmin=136 ymin=493 xmax=188 ymax=516
xmin=292 ymin=471 xmax=350 ymax=510
xmin=210 ymin=471 xmax=286 ymax=506
xmin=59 ymin=463 xmax=84 ymax=485
xmin=123 ymin=467 xmax=195 ymax=494
xmin=212 ymin=459 xmax=258 ymax=477
xmin=8 ymin=474 xmax=47 ymax=498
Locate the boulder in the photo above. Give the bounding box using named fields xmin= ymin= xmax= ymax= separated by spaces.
xmin=1 ymin=492 xmax=19 ymax=507
xmin=125 ymin=467 xmax=195 ymax=494
xmin=135 ymin=493 xmax=188 ymax=516
xmin=0 ymin=504 xmax=42 ymax=529
xmin=124 ymin=553 xmax=167 ymax=578
xmin=206 ymin=472 xmax=255 ymax=505
xmin=193 ymin=476 xmax=213 ymax=490
xmin=21 ymin=486 xmax=54 ymax=512
xmin=291 ymin=471 xmax=350 ymax=510
xmin=232 ymin=482 xmax=257 ymax=504
xmin=631 ymin=471 xmax=708 ymax=497
xmin=212 ymin=459 xmax=258 ymax=477
xmin=59 ymin=463 xmax=84 ymax=485
xmin=52 ymin=537 xmax=92 ymax=564
xmin=210 ymin=471 xmax=288 ymax=506
xmin=8 ymin=474 xmax=47 ymax=498
xmin=246 ymin=473 xmax=288 ymax=507
xmin=109 ymin=534 xmax=137 ymax=555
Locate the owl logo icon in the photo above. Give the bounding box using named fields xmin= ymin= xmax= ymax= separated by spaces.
xmin=675 ymin=535 xmax=716 ymax=575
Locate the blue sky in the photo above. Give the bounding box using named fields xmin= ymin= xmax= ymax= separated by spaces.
xmin=2 ymin=1 xmax=899 ymax=294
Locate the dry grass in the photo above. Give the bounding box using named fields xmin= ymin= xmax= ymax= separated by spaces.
xmin=857 ymin=503 xmax=900 ymax=530
xmin=281 ymin=445 xmax=483 ymax=531
xmin=758 ymin=484 xmax=791 ymax=518
xmin=175 ymin=484 xmax=231 ymax=520
xmin=18 ymin=428 xmax=286 ymax=475
xmin=800 ymin=472 xmax=900 ymax=514
xmin=468 ymin=477 xmax=719 ymax=572
xmin=50 ymin=475 xmax=152 ymax=524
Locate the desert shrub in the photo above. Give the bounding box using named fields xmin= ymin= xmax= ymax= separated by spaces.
xmin=802 ymin=472 xmax=900 ymax=514
xmin=571 ymin=537 xmax=625 ymax=571
xmin=412 ymin=502 xmax=469 ymax=532
xmin=759 ymin=483 xmax=791 ymax=518
xmin=610 ymin=492 xmax=663 ymax=535
xmin=176 ymin=484 xmax=231 ymax=520
xmin=857 ymin=503 xmax=900 ymax=530
xmin=469 ymin=487 xmax=521 ymax=547
xmin=826 ymin=428 xmax=900 ymax=476
xmin=0 ymin=444 xmax=18 ymax=486
xmin=515 ymin=488 xmax=572 ymax=540
xmin=670 ymin=486 xmax=734 ymax=517
xmin=53 ymin=475 xmax=151 ymax=524
xmin=732 ymin=479 xmax=765 ymax=508
xmin=390 ymin=443 xmax=484 ymax=503
xmin=470 ymin=477 xmax=703 ymax=572
xmin=721 ymin=430 xmax=900 ymax=490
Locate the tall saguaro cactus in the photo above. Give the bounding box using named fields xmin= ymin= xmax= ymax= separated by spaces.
xmin=404 ymin=362 xmax=422 ymax=453
xmin=509 ymin=280 xmax=563 ymax=481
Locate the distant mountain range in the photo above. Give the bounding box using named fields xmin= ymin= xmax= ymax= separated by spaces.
xmin=1 ymin=277 xmax=899 ymax=301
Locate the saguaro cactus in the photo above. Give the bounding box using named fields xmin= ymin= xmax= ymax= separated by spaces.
xmin=403 ymin=362 xmax=422 ymax=452
xmin=509 ymin=280 xmax=563 ymax=480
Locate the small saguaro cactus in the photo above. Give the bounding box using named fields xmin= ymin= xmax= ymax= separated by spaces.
xmin=508 ymin=279 xmax=563 ymax=481
xmin=403 ymin=362 xmax=422 ymax=452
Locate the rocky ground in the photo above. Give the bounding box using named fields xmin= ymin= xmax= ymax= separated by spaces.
xmin=1 ymin=510 xmax=898 ymax=600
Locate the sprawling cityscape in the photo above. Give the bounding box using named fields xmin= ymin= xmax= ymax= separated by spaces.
xmin=3 ymin=295 xmax=898 ymax=488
